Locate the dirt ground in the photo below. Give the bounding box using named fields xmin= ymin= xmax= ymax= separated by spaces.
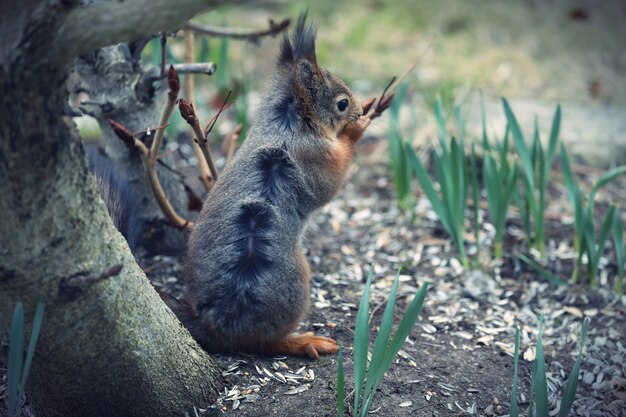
xmin=143 ymin=136 xmax=626 ymax=417
xmin=2 ymin=140 xmax=624 ymax=416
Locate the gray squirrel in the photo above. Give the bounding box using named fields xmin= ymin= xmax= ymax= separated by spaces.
xmin=93 ymin=14 xmax=385 ymax=359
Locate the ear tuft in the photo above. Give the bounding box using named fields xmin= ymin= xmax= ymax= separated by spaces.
xmin=277 ymin=11 xmax=317 ymax=67
xmin=292 ymin=12 xmax=317 ymax=65
xmin=278 ymin=35 xmax=294 ymax=66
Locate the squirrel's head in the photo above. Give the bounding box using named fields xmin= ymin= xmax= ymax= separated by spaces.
xmin=271 ymin=13 xmax=362 ymax=136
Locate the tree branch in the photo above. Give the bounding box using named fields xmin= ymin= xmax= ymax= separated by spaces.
xmin=184 ymin=17 xmax=290 ymax=41
xmin=136 ymin=63 xmax=216 ymax=103
xmin=179 ymin=99 xmax=220 ymax=184
xmin=53 ymin=0 xmax=240 ymax=64
xmin=183 ymin=31 xmax=213 ymax=192
xmin=109 ymin=70 xmax=195 ymax=234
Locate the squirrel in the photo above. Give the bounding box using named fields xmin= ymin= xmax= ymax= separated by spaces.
xmin=86 ymin=145 xmax=144 ymax=253
xmin=91 ymin=14 xmax=377 ymax=359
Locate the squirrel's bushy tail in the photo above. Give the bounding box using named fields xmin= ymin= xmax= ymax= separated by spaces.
xmin=86 ymin=145 xmax=143 ymax=252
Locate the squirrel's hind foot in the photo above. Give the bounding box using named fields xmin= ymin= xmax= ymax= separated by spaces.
xmin=268 ymin=332 xmax=338 ymax=360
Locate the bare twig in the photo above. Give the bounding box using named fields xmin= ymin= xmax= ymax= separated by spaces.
xmin=160 ymin=32 xmax=167 ymax=78
xmin=110 ymin=118 xmax=192 ymax=230
xmin=204 ymin=90 xmax=233 ymax=137
xmin=166 ymin=63 xmax=217 ymax=76
xmin=151 ymin=65 xmax=179 ymax=156
xmin=225 ymin=125 xmax=242 ymax=162
xmin=184 ymin=18 xmax=290 ymax=42
xmin=179 ymin=99 xmax=219 ymax=184
xmin=366 ymin=76 xmax=396 ymax=121
xmin=136 ymin=63 xmax=216 ymax=101
xmin=184 ymin=30 xmax=213 ymax=192
xmin=109 ymin=70 xmax=194 ymax=232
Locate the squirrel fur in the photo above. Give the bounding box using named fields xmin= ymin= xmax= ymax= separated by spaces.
xmin=86 ymin=145 xmax=143 ymax=253
xmin=174 ymin=14 xmax=373 ymax=359
xmin=92 ymin=14 xmax=372 ymax=359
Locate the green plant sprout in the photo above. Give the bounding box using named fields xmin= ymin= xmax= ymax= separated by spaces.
xmin=509 ymin=316 xmax=589 ymax=417
xmin=481 ymin=99 xmax=518 ymax=259
xmin=560 ymin=143 xmax=626 ymax=288
xmin=504 ymin=99 xmax=561 ymax=256
xmin=387 ymin=83 xmax=414 ymax=210
xmin=610 ymin=207 xmax=625 ymax=293
xmin=337 ymin=269 xmax=428 ymax=417
xmin=407 ymin=98 xmax=471 ymax=267
xmin=7 ymin=301 xmax=45 ymax=417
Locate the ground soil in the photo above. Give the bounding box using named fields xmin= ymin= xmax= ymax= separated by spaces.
xmin=145 ymin=137 xmax=626 ymax=417
xmin=2 ymin=133 xmax=625 ymax=417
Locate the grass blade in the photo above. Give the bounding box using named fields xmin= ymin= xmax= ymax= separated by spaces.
xmin=503 ymin=98 xmax=535 ymax=190
xmin=21 ymin=300 xmax=45 ymax=391
xmin=518 ymin=254 xmax=569 ymax=287
xmin=532 ymin=315 xmax=549 ymax=417
xmin=612 ymin=208 xmax=625 ymax=293
xmin=589 ymin=166 xmax=626 ymax=214
xmin=361 ymin=282 xmax=429 ymax=417
xmin=598 ymin=206 xmax=616 ymax=258
xmin=383 ymin=282 xmax=429 ymax=372
xmin=510 ymin=327 xmax=521 ymax=417
xmin=546 ymin=105 xmax=561 ymax=167
xmin=470 ymin=144 xmax=480 ymax=256
xmin=337 ymin=346 xmax=345 ymax=417
xmin=559 ymin=143 xmax=579 ymax=206
xmin=8 ymin=304 xmax=25 ymax=417
xmin=352 ymin=269 xmax=373 ymax=413
xmin=558 ymin=318 xmax=590 ymax=417
xmin=362 ymin=272 xmax=400 ymax=411
xmin=406 ymin=145 xmax=449 ymax=232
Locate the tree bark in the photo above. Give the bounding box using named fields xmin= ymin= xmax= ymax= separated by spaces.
xmin=0 ymin=1 xmax=231 ymax=415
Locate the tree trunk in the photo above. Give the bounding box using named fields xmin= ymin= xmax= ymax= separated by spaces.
xmin=0 ymin=1 xmax=231 ymax=415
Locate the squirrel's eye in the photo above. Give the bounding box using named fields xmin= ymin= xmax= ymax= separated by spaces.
xmin=337 ymin=99 xmax=349 ymax=112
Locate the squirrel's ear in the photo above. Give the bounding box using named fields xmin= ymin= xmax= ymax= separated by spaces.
xmin=291 ymin=12 xmax=318 ymax=66
xmin=295 ymin=60 xmax=318 ymax=85
xmin=278 ymin=35 xmax=294 ymax=67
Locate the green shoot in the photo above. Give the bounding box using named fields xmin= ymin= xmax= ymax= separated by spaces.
xmin=509 ymin=316 xmax=589 ymax=417
xmin=337 ymin=346 xmax=345 ymax=417
xmin=7 ymin=300 xmax=45 ymax=417
xmin=342 ymin=269 xmax=429 ymax=417
xmin=387 ymin=83 xmax=414 ymax=209
xmin=407 ymin=98 xmax=470 ymax=266
xmin=531 ymin=315 xmax=549 ymax=417
xmin=503 ymin=99 xmax=561 ymax=256
xmin=510 ymin=327 xmax=520 ymax=417
xmin=517 ymin=254 xmax=569 ymax=287
xmin=481 ymin=117 xmax=517 ymax=259
xmin=611 ymin=208 xmax=625 ymax=293
xmin=470 ymin=143 xmax=480 ymax=259
xmin=558 ymin=317 xmax=590 ymax=416
xmin=560 ymin=143 xmax=626 ymax=288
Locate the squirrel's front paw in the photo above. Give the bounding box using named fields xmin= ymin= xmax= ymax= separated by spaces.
xmin=340 ymin=116 xmax=371 ymax=144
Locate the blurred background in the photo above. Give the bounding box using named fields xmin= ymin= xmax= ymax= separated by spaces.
xmin=80 ymin=0 xmax=626 ymax=166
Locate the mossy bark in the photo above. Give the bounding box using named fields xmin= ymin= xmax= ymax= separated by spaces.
xmin=0 ymin=1 xmax=224 ymax=415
